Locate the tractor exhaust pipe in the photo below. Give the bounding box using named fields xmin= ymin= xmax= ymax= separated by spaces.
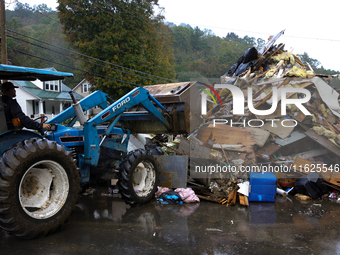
xmin=69 ymin=91 xmax=86 ymax=125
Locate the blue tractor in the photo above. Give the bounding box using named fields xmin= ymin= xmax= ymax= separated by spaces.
xmin=0 ymin=65 xmax=191 ymax=239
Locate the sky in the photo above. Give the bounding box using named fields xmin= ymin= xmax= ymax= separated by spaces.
xmin=7 ymin=0 xmax=340 ymax=71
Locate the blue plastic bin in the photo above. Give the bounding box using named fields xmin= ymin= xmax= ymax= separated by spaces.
xmin=248 ymin=172 xmax=277 ymax=202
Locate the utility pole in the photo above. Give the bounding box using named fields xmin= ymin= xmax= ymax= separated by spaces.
xmin=0 ymin=0 xmax=7 ymax=65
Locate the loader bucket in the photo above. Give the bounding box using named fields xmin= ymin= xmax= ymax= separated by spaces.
xmin=119 ymin=81 xmax=202 ymax=135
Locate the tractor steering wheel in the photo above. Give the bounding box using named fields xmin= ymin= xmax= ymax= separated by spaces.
xmin=34 ymin=115 xmax=48 ymax=123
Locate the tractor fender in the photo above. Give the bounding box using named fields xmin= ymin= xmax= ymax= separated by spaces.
xmin=0 ymin=129 xmax=43 ymax=155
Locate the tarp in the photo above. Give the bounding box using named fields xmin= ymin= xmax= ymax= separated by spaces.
xmin=290 ymin=173 xmax=328 ymax=200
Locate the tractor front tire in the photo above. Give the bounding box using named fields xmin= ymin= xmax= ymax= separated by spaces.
xmin=0 ymin=138 xmax=80 ymax=239
xmin=118 ymin=149 xmax=159 ymax=206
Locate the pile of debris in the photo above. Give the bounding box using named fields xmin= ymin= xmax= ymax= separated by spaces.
xmin=156 ymin=30 xmax=340 ymax=206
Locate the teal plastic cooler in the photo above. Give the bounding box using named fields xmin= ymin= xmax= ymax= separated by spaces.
xmin=249 ymin=172 xmax=277 ymax=202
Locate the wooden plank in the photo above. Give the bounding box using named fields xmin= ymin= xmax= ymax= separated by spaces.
xmin=197 ymin=126 xmax=257 ymax=150
xmin=306 ymin=62 xmax=315 ymax=74
xmin=292 ymin=157 xmax=314 ymax=174
xmin=297 ymin=81 xmax=314 ymax=88
xmin=292 ymin=157 xmax=336 ymax=180
xmin=293 ymin=148 xmax=328 ymax=159
xmin=292 ymin=109 xmax=308 ymax=123
xmin=251 ymin=77 xmax=287 ymax=86
xmin=305 ymin=129 xmax=340 ymax=158
xmin=262 ymin=117 xmax=295 ymax=139
xmin=245 ymin=127 xmax=270 ymax=147
xmin=255 ymin=141 xmax=281 ymax=156
xmin=248 ymin=70 xmax=272 ymax=83
xmin=219 ymin=143 xmax=229 ymax=164
xmin=265 ymin=60 xmax=284 ymax=79
xmin=252 ymin=84 xmax=270 ymax=100
xmin=178 ymin=138 xmax=211 ymax=159
xmin=323 ymin=180 xmax=340 ymax=191
xmin=322 ymin=175 xmax=340 ymax=187
xmin=274 ymin=130 xmax=306 ymax=146
xmin=293 ymin=157 xmax=340 ymax=188
xmin=196 ymin=194 xmax=220 ymax=203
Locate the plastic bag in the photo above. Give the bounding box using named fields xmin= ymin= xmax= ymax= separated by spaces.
xmin=157 ymin=191 xmax=183 ymax=205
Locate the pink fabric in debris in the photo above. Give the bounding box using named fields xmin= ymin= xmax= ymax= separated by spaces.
xmin=175 ymin=188 xmax=200 ymax=203
xmin=155 ymin=186 xmax=171 ymax=198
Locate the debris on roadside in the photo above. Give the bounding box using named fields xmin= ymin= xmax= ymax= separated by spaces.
xmin=82 ymin=187 xmax=95 ymax=196
xmin=289 ymin=173 xmax=328 ymax=200
xmin=155 ymin=187 xmax=200 ymax=204
xmin=157 ymin=190 xmax=183 ymax=205
xmin=147 ymin=29 xmax=340 ymax=206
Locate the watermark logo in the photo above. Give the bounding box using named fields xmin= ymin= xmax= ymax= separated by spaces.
xmin=198 ymin=83 xmax=223 ymax=108
xmin=200 ymin=83 xmax=312 ymax=116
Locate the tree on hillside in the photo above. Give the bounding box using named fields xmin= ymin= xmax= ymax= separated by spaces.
xmin=191 ymin=26 xmax=211 ymax=52
xmin=171 ymin=25 xmax=228 ymax=80
xmin=295 ymin=52 xmax=339 ymax=75
xmin=297 ymin=52 xmax=320 ymax=70
xmin=224 ymin=32 xmax=239 ymax=42
xmin=57 ymin=0 xmax=176 ymax=99
xmin=5 ymin=3 xmax=82 ymax=87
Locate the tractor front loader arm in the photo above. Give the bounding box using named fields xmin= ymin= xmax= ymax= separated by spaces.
xmin=47 ymin=90 xmax=111 ymax=125
xmin=83 ymin=87 xmax=171 ymax=166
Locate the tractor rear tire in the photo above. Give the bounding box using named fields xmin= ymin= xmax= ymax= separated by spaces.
xmin=0 ymin=138 xmax=80 ymax=239
xmin=118 ymin=149 xmax=158 ymax=206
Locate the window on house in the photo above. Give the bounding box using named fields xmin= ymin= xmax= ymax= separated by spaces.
xmin=45 ymin=80 xmax=60 ymax=91
xmin=63 ymin=102 xmax=71 ymax=110
xmin=83 ymin=83 xmax=91 ymax=93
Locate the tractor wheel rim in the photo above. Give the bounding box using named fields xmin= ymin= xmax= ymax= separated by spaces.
xmin=19 ymin=160 xmax=69 ymax=219
xmin=133 ymin=161 xmax=156 ymax=197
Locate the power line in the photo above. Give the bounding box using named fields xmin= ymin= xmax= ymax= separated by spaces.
xmin=27 ymin=3 xmax=177 ymax=80
xmin=7 ymin=32 xmax=171 ymax=84
xmin=7 ymin=29 xmax=175 ymax=83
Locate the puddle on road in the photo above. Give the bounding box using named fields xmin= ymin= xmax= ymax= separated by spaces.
xmin=2 ymin=186 xmax=340 ymax=254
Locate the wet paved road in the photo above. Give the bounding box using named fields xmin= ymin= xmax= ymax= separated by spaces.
xmin=1 ymin=186 xmax=340 ymax=254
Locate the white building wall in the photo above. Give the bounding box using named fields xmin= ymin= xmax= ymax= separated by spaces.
xmin=74 ymin=80 xmax=91 ymax=97
xmin=32 ymin=80 xmax=43 ymax=90
xmin=25 ymin=100 xmax=34 ymax=117
xmin=15 ymin=88 xmax=37 ymax=115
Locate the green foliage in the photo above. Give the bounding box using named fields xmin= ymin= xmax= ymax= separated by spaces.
xmin=57 ymin=0 xmax=176 ymax=99
xmin=171 ymin=27 xmax=258 ymax=81
xmin=5 ymin=3 xmax=82 ymax=87
xmin=314 ymin=66 xmax=339 ymax=75
xmin=296 ymin=52 xmax=321 ymax=70
xmin=297 ymin=52 xmax=339 ymax=75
